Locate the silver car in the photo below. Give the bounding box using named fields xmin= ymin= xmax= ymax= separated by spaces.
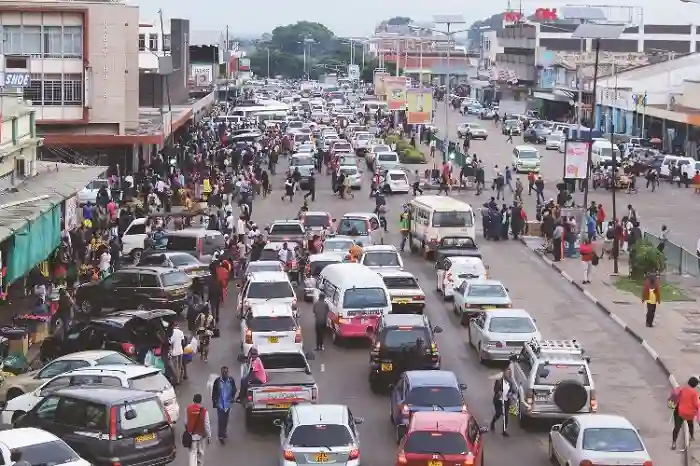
xmin=276 ymin=404 xmax=363 ymax=466
xmin=322 ymin=237 xmax=356 ymax=254
xmin=452 ymin=279 xmax=512 ymax=325
xmin=467 ymin=308 xmax=540 ymax=363
xmin=303 ymin=253 xmax=345 ymax=301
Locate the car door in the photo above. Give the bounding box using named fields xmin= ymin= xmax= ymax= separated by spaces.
xmin=554 ymin=419 xmax=579 ymax=464
xmin=56 ymin=397 xmax=108 ymax=458
xmin=96 ymin=273 xmax=133 ymax=312
xmin=466 ymin=417 xmax=483 ymax=463
xmin=391 ymin=378 xmax=406 ymax=423
xmin=454 ymin=280 xmax=468 ymax=312
xmin=469 ymin=313 xmax=486 ymax=347
xmin=20 ymin=395 xmax=61 ymax=432
xmin=510 ymin=349 xmax=530 ymax=395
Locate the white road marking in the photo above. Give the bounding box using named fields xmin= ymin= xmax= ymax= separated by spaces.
xmin=560 ymin=271 xmax=574 ymax=283
xmin=642 ymin=340 xmax=659 ymax=360
xmin=610 ymin=313 xmax=627 ymax=329
xmin=320 ymin=363 xmax=325 ymax=372
xmin=206 ymin=373 xmax=218 ymax=395
xmin=582 ymin=289 xmax=597 ymax=303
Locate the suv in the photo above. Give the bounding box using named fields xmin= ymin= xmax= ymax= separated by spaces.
xmin=368 ymin=314 xmax=443 ymax=392
xmin=508 ymin=339 xmax=596 ymax=428
xmin=13 ymin=387 xmax=176 ymax=466
xmin=159 ymin=229 xmax=225 ymax=264
xmin=75 ymin=267 xmax=191 ymax=315
xmin=266 ymin=220 xmax=307 ymax=247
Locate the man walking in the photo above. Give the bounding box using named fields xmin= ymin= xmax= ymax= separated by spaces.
xmin=490 ymin=368 xmax=516 ymax=436
xmin=186 ymin=394 xmax=211 ymax=466
xmin=169 ymin=322 xmax=185 ymax=385
xmin=304 ymin=172 xmax=316 ymax=202
xmin=211 ymin=366 xmax=237 ymax=444
xmin=642 ymin=273 xmax=661 ymax=327
xmin=312 ymin=292 xmax=330 ymax=350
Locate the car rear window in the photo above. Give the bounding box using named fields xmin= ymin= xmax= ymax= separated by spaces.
xmin=378 ymin=153 xmax=397 ymax=161
xmin=382 ymin=276 xmax=419 ymax=289
xmin=168 ymin=254 xmax=199 ymax=266
xmin=383 ymin=327 xmax=429 ymax=348
xmin=536 ymin=363 xmax=590 ymax=386
xmin=343 ymin=288 xmax=387 ymax=308
xmin=582 ymin=428 xmax=644 ymax=452
xmin=467 ymin=284 xmax=506 ymax=297
xmin=404 ymin=431 xmax=468 ymax=455
xmin=310 ymin=260 xmax=340 ymax=276
xmin=337 ymin=218 xmax=369 ymax=236
xmin=389 ymin=173 xmax=406 ymax=181
xmin=165 ymin=235 xmax=197 ymax=251
xmin=303 ymin=215 xmax=330 ymax=228
xmin=96 ymin=353 xmax=137 ymax=365
xmin=363 ymin=252 xmax=400 ymax=267
xmin=247 ymin=263 xmax=284 ymax=274
xmin=248 ymin=316 xmax=296 ymax=332
xmin=161 ymin=271 xmax=191 ymax=287
xmin=289 ymin=424 xmax=353 ymax=447
xmin=269 ymin=224 xmax=305 ymax=235
xmin=15 ymin=440 xmax=81 ymax=466
xmin=119 ymin=399 xmax=168 ymax=432
xmin=128 ymin=372 xmax=172 ymax=392
xmin=247 ymin=281 xmax=295 ymax=299
xmin=406 ymin=386 xmax=463 ymax=407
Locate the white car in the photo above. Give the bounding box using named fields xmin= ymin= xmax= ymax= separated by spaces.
xmin=456 ymin=123 xmax=487 ymax=140
xmin=1 ymin=365 xmax=179 ymax=425
xmin=384 ymin=169 xmax=410 ymax=194
xmin=468 ymin=308 xmax=540 ymax=363
xmin=244 ymin=260 xmax=285 ymax=276
xmin=360 ymin=244 xmax=403 ymax=270
xmin=375 ymin=151 xmax=400 ymax=172
xmin=549 ymin=414 xmax=652 ymax=466
xmin=436 ymin=256 xmax=488 ymax=299
xmin=545 ymin=131 xmax=563 ymax=150
xmin=378 ymin=270 xmax=426 ymax=314
xmin=77 ymin=179 xmax=110 ymax=205
xmin=0 ymin=428 xmax=90 ymax=466
xmin=340 ymin=166 xmax=363 ymax=189
xmin=240 ymin=303 xmax=301 ymax=356
xmin=237 ymin=271 xmax=298 ymax=314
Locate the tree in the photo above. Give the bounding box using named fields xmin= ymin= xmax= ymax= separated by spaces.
xmin=360 ymin=59 xmax=398 ymax=83
xmin=270 ymin=21 xmax=336 ymax=55
xmin=248 ymin=48 xmax=305 ymax=78
xmin=387 ymin=16 xmax=412 ymax=26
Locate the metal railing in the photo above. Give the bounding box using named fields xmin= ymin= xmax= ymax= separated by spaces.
xmin=644 ymin=232 xmax=700 ymax=278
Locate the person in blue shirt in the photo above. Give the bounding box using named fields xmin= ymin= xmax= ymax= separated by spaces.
xmin=211 ymin=366 xmax=237 ymax=444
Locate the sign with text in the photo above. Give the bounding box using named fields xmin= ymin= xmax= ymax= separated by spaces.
xmin=191 ymin=65 xmax=213 ymax=86
xmin=535 ymin=8 xmax=558 ymax=21
xmin=555 ymin=51 xmax=649 ymax=68
xmin=348 ymin=64 xmax=360 ymax=81
xmin=384 ymin=77 xmax=407 ymax=111
xmin=373 ymin=71 xmax=390 ymax=97
xmin=406 ymin=88 xmax=433 ymax=124
xmin=564 ymin=141 xmax=590 ymax=179
xmin=0 ymin=72 xmax=30 ymax=88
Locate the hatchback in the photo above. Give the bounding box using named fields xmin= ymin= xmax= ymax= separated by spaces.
xmin=453 ymin=280 xmax=512 ymax=324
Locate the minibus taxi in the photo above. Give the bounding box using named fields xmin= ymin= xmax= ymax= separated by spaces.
xmin=314 ymin=263 xmax=391 ymax=343
xmin=407 ymin=196 xmax=476 ymax=258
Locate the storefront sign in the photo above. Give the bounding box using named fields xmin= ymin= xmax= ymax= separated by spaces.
xmin=384 ymin=77 xmax=407 ymax=111
xmin=597 ymin=87 xmax=635 ymax=109
xmin=504 ymin=11 xmax=524 ymax=22
xmin=373 ymin=71 xmax=390 ymax=96
xmin=0 ymin=72 xmax=30 ymax=88
xmin=564 ymin=141 xmax=590 ymax=179
xmin=406 ymin=88 xmax=433 ymax=124
xmin=191 ymin=65 xmax=213 ymax=86
xmin=555 ymin=51 xmax=649 ymax=68
xmin=535 ymin=8 xmax=558 ymax=21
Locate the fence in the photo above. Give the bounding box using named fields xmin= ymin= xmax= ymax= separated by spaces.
xmin=429 ymin=137 xmax=468 ymax=167
xmin=643 ymin=232 xmax=700 ymax=279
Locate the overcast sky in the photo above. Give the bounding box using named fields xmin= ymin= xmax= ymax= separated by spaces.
xmin=130 ymin=0 xmax=700 ymax=38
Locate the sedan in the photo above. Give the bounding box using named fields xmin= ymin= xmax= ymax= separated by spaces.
xmin=467 ymin=124 xmax=488 ymax=140
xmin=546 ymin=131 xmax=563 ymax=150
xmin=137 ymin=252 xmax=209 ymax=279
xmin=383 ymin=169 xmax=410 ymax=194
xmin=323 ymin=237 xmax=356 ymax=254
xmin=452 ymin=279 xmax=512 ymax=325
xmin=523 ymin=127 xmax=551 ymax=144
xmin=468 ymin=309 xmax=540 ymax=363
xmin=245 ymin=260 xmax=285 ymax=276
xmin=549 ymin=414 xmax=652 ymax=466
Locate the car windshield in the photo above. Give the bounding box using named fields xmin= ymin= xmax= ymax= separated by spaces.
xmin=598 ymin=147 xmax=619 ymax=158
xmin=536 ymin=363 xmax=590 ymax=386
xmin=404 ymin=431 xmax=468 ymax=455
xmin=334 ymin=143 xmax=352 ymax=151
xmin=373 ymin=145 xmax=390 ymax=153
xmin=324 ymin=240 xmax=354 ymax=251
xmin=161 ymin=271 xmax=191 ymax=287
xmin=310 ymin=260 xmax=341 ymax=276
xmin=383 ymin=276 xmax=419 ymax=289
xmin=269 ymin=224 xmax=304 ymax=235
xmin=248 ymin=263 xmax=284 ymax=273
xmin=441 ymin=237 xmax=476 ymax=248
xmin=96 ymin=353 xmax=137 ymax=365
xmin=15 ymin=440 xmax=81 ymax=466
xmin=259 ymin=353 xmax=307 ymax=370
xmin=582 ymin=428 xmax=644 ymax=452
xmin=518 ymin=151 xmax=539 ymax=159
xmin=247 ymin=281 xmax=295 ymax=299
xmin=337 ymin=218 xmax=368 ymax=235
xmin=432 ymin=211 xmax=473 ymax=228
xmin=86 ymin=180 xmax=109 ymax=190
xmin=363 ymin=252 xmax=400 ymax=267
xmin=357 ymin=133 xmax=370 ymax=140
xmin=383 ymin=327 xmax=430 ymax=348
xmin=343 ymin=288 xmax=387 ymax=308
xmin=488 ymin=317 xmax=535 ymax=333
xmin=289 ymin=424 xmax=353 ymax=447
xmin=303 ymin=215 xmax=330 ymax=228
xmin=470 ymin=124 xmax=482 ymax=129
xmin=406 ymin=386 xmax=462 ymax=407
xmin=129 ymin=372 xmax=171 ymax=392
xmin=389 ymin=173 xmax=406 ymax=181
xmin=468 ymin=284 xmax=507 ymax=298
xmin=119 ymin=399 xmax=168 ymax=432
xmin=378 ymin=153 xmax=397 ymax=162
xmin=249 ymin=316 xmax=296 ymax=332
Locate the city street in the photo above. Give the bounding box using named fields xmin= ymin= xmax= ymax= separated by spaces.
xmin=170 ymin=148 xmax=679 ymax=466
xmin=434 ymin=103 xmax=700 ymax=255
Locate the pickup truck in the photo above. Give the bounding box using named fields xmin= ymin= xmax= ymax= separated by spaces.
xmin=237 ymin=344 xmax=317 ymax=429
xmin=266 ymin=220 xmax=307 ymax=248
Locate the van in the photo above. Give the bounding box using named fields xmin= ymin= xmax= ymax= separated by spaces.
xmin=659 ymin=155 xmax=681 ymax=178
xmin=661 ymin=155 xmax=694 ymax=179
xmin=591 ymin=140 xmax=621 ymax=166
xmin=407 ymin=196 xmax=476 ymax=258
xmin=511 ymin=145 xmax=541 ymax=173
xmin=314 ymin=263 xmax=391 ymax=343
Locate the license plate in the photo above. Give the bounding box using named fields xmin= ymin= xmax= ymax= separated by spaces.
xmin=381 ymin=363 xmax=393 ymax=371
xmin=428 ymin=461 xmax=442 ymax=466
xmin=535 ymin=395 xmax=549 ymax=402
xmin=268 ymin=403 xmax=292 ymax=409
xmin=392 ymin=299 xmax=410 ymax=304
xmin=268 ymin=336 xmax=279 ymax=343
xmin=483 ymin=306 xmax=496 ymax=309
xmin=135 ymin=433 xmax=156 ymax=443
xmin=314 ymin=453 xmax=331 ymax=463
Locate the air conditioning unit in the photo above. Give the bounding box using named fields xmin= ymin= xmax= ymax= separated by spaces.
xmin=14 ymin=157 xmax=32 ymax=177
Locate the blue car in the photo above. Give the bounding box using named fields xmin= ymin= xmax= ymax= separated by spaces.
xmin=389 ymin=370 xmax=468 ymax=442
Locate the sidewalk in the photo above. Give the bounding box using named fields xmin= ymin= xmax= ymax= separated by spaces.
xmin=521 ymin=236 xmax=700 ymax=463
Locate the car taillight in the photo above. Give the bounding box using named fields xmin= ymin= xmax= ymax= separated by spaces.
xmin=348 ymin=448 xmax=360 ymax=460
xmin=642 ymin=462 xmax=653 ymax=466
xmin=401 ymin=404 xmax=409 ymax=415
xmin=397 ymin=452 xmax=408 ymax=464
xmin=283 ymin=450 xmax=295 ymax=461
xmin=311 ymin=387 xmax=318 ymax=401
xmin=414 ymin=295 xmax=425 ymax=301
xmin=527 ymin=389 xmax=535 ymax=405
xmin=461 ymin=405 xmax=468 ymax=412
xmin=196 ymin=237 xmax=203 ymax=254
xmin=295 ymin=329 xmax=302 ymax=343
xmin=109 ymin=406 xmax=118 ymax=440
xmin=464 ymin=452 xmax=475 ymax=465
xmin=590 ymin=389 xmax=597 ymax=411
xmin=446 ymin=272 xmax=453 ymax=283
xmin=121 ymin=343 xmax=135 ymax=356
xmin=245 ymin=329 xmax=253 ymax=344
xmin=579 ymin=461 xmax=594 ymax=466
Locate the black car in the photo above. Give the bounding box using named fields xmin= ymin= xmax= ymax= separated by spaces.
xmin=14 ymin=387 xmax=176 ymax=466
xmin=40 ymin=309 xmax=174 ymax=361
xmin=434 ymin=236 xmax=482 ymax=263
xmin=75 ymin=267 xmax=191 ymax=315
xmin=368 ymin=314 xmax=442 ymax=392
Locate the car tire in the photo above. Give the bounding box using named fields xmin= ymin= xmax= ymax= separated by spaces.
xmin=10 ymin=410 xmax=25 ymax=425
xmin=467 ymin=328 xmax=473 ymax=347
xmin=518 ymin=404 xmax=531 ymax=429
xmin=477 ymin=343 xmax=485 ymax=364
xmin=331 ymin=329 xmax=343 ymax=346
xmin=460 ymin=312 xmax=469 ymax=327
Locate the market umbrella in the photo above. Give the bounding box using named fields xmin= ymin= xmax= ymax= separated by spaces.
xmin=650 ymin=137 xmax=662 ymax=144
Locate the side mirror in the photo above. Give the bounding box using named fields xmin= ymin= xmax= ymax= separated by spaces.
xmin=433 ymin=326 xmax=443 ymax=334
xmin=237 ymin=354 xmax=246 ymax=363
xmin=305 ymin=352 xmax=316 ymax=361
xmin=124 ymin=408 xmax=137 ymax=420
xmin=354 ymin=417 xmax=364 ymax=425
xmin=273 ymin=419 xmax=283 ymax=427
xmin=458 ymin=383 xmax=468 ymax=391
xmin=551 ymin=424 xmax=562 ymax=432
xmin=479 ymin=426 xmax=489 ymax=434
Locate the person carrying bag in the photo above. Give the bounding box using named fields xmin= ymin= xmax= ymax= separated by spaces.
xmin=183 ymin=394 xmax=211 ymax=466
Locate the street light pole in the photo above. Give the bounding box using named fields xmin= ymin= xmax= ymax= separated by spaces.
xmin=267 ymin=47 xmax=270 ymax=78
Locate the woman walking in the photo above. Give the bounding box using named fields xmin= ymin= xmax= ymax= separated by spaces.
xmin=671 ymin=377 xmax=699 ymax=450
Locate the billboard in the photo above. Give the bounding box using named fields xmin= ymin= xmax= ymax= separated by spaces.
xmin=348 ymin=64 xmax=360 ymax=81
xmin=373 ymin=71 xmax=390 ymax=96
xmin=239 ymin=58 xmax=250 ymax=72
xmin=406 ymin=88 xmax=433 ymax=124
xmin=384 ymin=76 xmax=407 ymax=111
xmin=564 ymin=141 xmax=590 ymax=179
xmin=191 ymin=64 xmax=213 ymax=86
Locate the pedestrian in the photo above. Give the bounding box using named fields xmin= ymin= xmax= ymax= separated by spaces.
xmin=506 ymin=127 xmax=513 ymax=143
xmin=312 ymin=292 xmax=330 ymax=350
xmin=211 ymin=366 xmax=237 ymax=444
xmin=642 ymin=273 xmax=661 ymax=327
xmin=490 ymin=368 xmax=516 ymax=436
xmin=169 ymin=322 xmax=185 ymax=385
xmin=412 ymin=170 xmax=424 ymax=196
xmin=185 ymin=394 xmax=211 ymax=466
xmin=514 ymin=178 xmax=523 ymax=203
xmin=304 ymin=172 xmax=316 ymax=202
xmin=658 ymin=225 xmax=669 ymax=253
xmin=670 ymin=376 xmax=699 ymax=450
xmin=282 ymin=176 xmax=294 ymax=202
xmin=579 ymin=237 xmax=596 ymax=284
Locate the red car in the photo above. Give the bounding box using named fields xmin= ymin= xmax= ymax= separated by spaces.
xmin=396 ymin=411 xmax=487 ymax=466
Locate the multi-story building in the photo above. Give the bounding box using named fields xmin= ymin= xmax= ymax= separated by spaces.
xmin=138 ymin=20 xmax=171 ymax=70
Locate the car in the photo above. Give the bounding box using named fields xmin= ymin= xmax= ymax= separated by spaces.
xmin=266 ymin=220 xmax=307 ymax=248
xmin=509 ymin=339 xmax=596 ymax=428
xmin=368 ymin=314 xmax=442 ymax=392
xmin=0 ymin=350 xmax=135 ymax=403
xmin=359 ymin=245 xmax=403 ymax=270
xmin=302 ymin=252 xmax=346 ymax=301
xmin=383 ymin=169 xmax=410 ymax=194
xmin=453 ymin=279 xmax=512 ymax=324
xmin=457 ymin=123 xmax=487 ymax=140
xmin=274 ymin=404 xmax=363 ymax=466
xmin=74 ymin=267 xmax=191 ymax=315
xmin=240 ymin=303 xmax=301 ymax=355
xmin=41 ymin=309 xmax=175 ymax=362
xmin=549 ymin=414 xmax=651 ymax=466
xmin=433 ymin=236 xmax=482 ymax=264
xmin=136 ymin=251 xmax=210 ymax=280
xmin=374 ymin=151 xmax=400 ymax=173
xmin=0 ymin=427 xmax=90 ymax=466
xmin=289 ymin=154 xmax=316 ymax=189
xmin=502 ymin=119 xmax=521 ymax=135
xmin=468 ymin=308 xmax=540 ymax=363
xmin=244 ymin=260 xmax=285 ymax=275
xmin=77 ymin=179 xmax=112 ymax=206
xmin=523 ymin=125 xmax=552 ymax=144
xmin=339 ymin=165 xmax=363 ymax=189
xmin=436 ymin=256 xmax=488 ymax=299
xmin=378 ymin=270 xmax=425 ymax=314
xmin=335 ymin=213 xmax=381 ymax=247
xmin=397 ymin=412 xmax=486 ymax=465
xmin=353 ymin=131 xmax=372 ymax=154
xmin=546 ymin=130 xmax=564 ymax=150
xmin=158 ymin=228 xmax=226 ymax=264
xmin=13 ymin=387 xmax=176 ymax=466
xmin=237 ymin=271 xmax=297 ymax=315
xmin=299 ymin=211 xmax=332 ymax=234
xmin=2 ymin=364 xmax=179 ymax=425
xmin=390 ymin=371 xmax=467 ymax=440
xmin=366 ymin=143 xmax=392 ymax=166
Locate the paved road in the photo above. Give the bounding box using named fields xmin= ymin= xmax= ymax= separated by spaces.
xmin=435 ymin=103 xmax=700 ymax=256
xmin=168 ymin=147 xmax=679 ymax=466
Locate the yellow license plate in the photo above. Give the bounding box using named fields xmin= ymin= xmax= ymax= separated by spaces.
xmin=392 ymin=299 xmax=410 ymax=304
xmin=483 ymin=306 xmax=496 ymax=309
xmin=268 ymin=336 xmax=279 ymax=343
xmin=269 ymin=403 xmax=291 ymax=409
xmin=135 ymin=433 xmax=156 ymax=443
xmin=428 ymin=461 xmax=442 ymax=466
xmin=381 ymin=363 xmax=393 ymax=371
xmin=314 ymin=453 xmax=331 ymax=463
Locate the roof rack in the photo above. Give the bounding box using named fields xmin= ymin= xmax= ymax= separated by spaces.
xmin=527 ymin=339 xmax=584 ymax=356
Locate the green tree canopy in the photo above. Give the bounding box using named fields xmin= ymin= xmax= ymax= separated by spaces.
xmin=270 ymin=21 xmax=335 ymax=55
xmin=387 ymin=16 xmax=412 ymax=26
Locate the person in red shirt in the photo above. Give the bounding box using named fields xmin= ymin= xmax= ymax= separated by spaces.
xmin=185 ymin=394 xmax=211 ymax=466
xmin=579 ymin=238 xmax=595 ymax=284
xmin=672 ymin=377 xmax=699 ymax=449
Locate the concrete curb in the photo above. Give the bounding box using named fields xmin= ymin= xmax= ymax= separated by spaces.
xmin=518 ymin=236 xmax=690 ymax=463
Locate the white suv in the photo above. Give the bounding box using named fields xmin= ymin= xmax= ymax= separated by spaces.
xmin=1 ymin=365 xmax=179 ymax=425
xmin=240 ymin=303 xmax=301 ymax=355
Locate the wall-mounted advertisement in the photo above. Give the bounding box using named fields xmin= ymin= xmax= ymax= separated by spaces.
xmin=564 ymin=141 xmax=590 ymax=179
xmin=191 ymin=64 xmax=213 ymax=86
xmin=373 ymin=71 xmax=390 ymax=96
xmin=384 ymin=76 xmax=407 ymax=111
xmin=406 ymin=88 xmax=433 ymax=124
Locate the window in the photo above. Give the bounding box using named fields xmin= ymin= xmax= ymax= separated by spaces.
xmin=3 ymin=26 xmax=22 ymax=54
xmin=12 ymin=440 xmax=80 ymax=466
xmin=43 ymin=26 xmax=63 ymax=56
xmin=126 ymin=223 xmax=146 ymax=235
xmin=161 ymin=271 xmax=190 ymax=287
xmin=56 ymin=398 xmax=108 ymax=432
xmin=119 ymin=399 xmax=168 ymax=432
xmin=96 ymin=353 xmax=136 ymax=366
xmin=404 ymin=431 xmax=468 ymax=455
xmin=35 ymin=396 xmax=60 ymax=420
xmin=63 ymin=73 xmax=83 ymax=105
xmin=128 ymin=372 xmax=171 ymax=392
xmin=70 ymin=375 xmax=123 ymax=388
xmin=560 ymin=420 xmax=580 ymax=446
xmin=42 ymin=73 xmax=63 ymax=106
xmin=23 ymin=26 xmax=42 ymax=55
xmin=62 ymin=26 xmax=82 ymax=57
xmin=289 ymin=424 xmax=354 ymax=447
xmin=343 ymin=288 xmax=388 ymax=308
xmin=148 ymin=33 xmax=158 ymax=51
xmin=138 ymin=34 xmax=146 ymax=51
xmin=162 ymin=34 xmax=171 ymax=52
xmin=247 ymin=281 xmax=294 ymax=299
xmin=23 ymin=74 xmax=42 ymax=104
xmin=40 ymin=376 xmax=72 ymax=396
xmin=138 ymin=274 xmax=160 ymax=288
xmin=38 ymin=359 xmax=90 ymax=379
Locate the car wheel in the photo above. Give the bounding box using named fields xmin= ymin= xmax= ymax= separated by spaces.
xmin=518 ymin=404 xmax=531 ymax=429
xmin=331 ymin=329 xmax=343 ymax=346
xmin=131 ymin=249 xmax=143 ymax=264
xmin=548 ymin=437 xmax=559 ymax=464
xmin=452 ymin=301 xmax=459 ymax=315
xmin=6 ymin=388 xmax=23 ymax=401
xmin=467 ymin=328 xmax=473 ymax=347
xmin=477 ymin=343 xmax=485 ymax=364
xmin=460 ymin=312 xmax=469 ymax=327
xmin=442 ymin=289 xmax=449 ymax=302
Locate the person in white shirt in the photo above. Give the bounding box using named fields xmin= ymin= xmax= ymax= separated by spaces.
xmin=156 ymin=179 xmax=167 ymax=193
xmin=236 ymin=216 xmax=247 ymax=243
xmin=226 ymin=212 xmax=235 ymax=236
xmin=98 ymin=250 xmax=111 ymax=278
xmin=169 ymin=323 xmax=185 ymax=385
xmin=277 ymin=242 xmax=296 ymax=263
xmin=490 ymin=368 xmax=516 ymax=436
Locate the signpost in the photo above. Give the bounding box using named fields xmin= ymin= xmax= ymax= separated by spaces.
xmin=0 ymin=72 xmax=30 ymax=88
xmin=348 ymin=64 xmax=360 ymax=81
xmin=406 ymin=88 xmax=433 ymax=124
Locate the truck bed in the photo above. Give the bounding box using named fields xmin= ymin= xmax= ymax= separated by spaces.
xmin=260 ymin=371 xmax=315 ymax=387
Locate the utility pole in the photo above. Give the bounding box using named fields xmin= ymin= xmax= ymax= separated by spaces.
xmin=225 ymin=25 xmax=230 ymax=102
